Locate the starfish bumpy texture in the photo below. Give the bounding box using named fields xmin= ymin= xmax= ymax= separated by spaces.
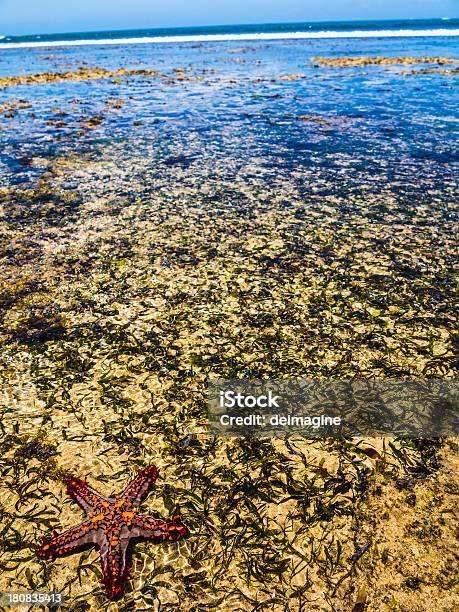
xmin=36 ymin=466 xmax=189 ymax=600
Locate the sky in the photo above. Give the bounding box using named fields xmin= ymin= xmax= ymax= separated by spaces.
xmin=1 ymin=0 xmax=458 ymax=36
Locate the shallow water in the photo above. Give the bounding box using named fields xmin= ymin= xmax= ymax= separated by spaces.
xmin=0 ymin=34 xmax=458 ymax=611
xmin=1 ymin=36 xmax=458 ymax=196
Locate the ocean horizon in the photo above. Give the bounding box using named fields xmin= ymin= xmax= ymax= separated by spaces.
xmin=1 ymin=17 xmax=459 ymax=48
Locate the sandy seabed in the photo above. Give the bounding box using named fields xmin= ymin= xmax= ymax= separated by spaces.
xmin=0 ymin=49 xmax=458 ymax=611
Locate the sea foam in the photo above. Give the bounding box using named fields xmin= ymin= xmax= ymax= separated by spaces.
xmin=1 ymin=28 xmax=459 ymax=49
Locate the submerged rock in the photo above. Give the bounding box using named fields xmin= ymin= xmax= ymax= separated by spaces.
xmin=0 ymin=67 xmax=162 ymax=89
xmin=313 ymin=56 xmax=459 ymax=68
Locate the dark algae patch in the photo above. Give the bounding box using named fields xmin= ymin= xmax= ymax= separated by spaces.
xmin=0 ymin=36 xmax=458 ymax=611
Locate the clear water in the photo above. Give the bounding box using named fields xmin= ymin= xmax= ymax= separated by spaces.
xmin=0 ymin=31 xmax=457 ymax=206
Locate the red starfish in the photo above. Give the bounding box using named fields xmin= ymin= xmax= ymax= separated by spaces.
xmin=36 ymin=466 xmax=189 ymax=601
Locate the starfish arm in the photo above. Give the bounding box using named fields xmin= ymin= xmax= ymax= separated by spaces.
xmin=131 ymin=514 xmax=189 ymax=542
xmin=66 ymin=477 xmax=109 ymax=514
xmin=99 ymin=534 xmax=130 ymax=601
xmin=36 ymin=519 xmax=97 ymax=559
xmin=119 ymin=465 xmax=158 ymax=507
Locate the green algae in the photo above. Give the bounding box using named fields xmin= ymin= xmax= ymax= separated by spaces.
xmin=0 ymin=149 xmax=456 ymax=609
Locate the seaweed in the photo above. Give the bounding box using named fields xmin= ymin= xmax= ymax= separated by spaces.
xmin=0 ymin=46 xmax=457 ymax=611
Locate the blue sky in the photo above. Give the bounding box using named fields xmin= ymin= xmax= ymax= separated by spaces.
xmin=1 ymin=0 xmax=458 ymax=35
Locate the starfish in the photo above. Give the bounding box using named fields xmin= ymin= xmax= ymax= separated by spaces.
xmin=36 ymin=465 xmax=189 ymax=601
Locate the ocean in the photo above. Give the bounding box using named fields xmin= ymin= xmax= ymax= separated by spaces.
xmin=1 ymin=18 xmax=459 ymax=48
xmin=1 ymin=19 xmax=458 ymax=187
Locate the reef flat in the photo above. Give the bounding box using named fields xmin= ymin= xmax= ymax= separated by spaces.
xmin=0 ymin=37 xmax=458 ymax=612
xmin=312 ymin=56 xmax=459 ymax=76
xmin=312 ymin=55 xmax=459 ymax=66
